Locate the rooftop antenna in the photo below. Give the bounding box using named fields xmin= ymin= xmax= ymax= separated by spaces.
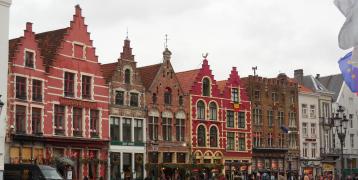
xmin=252 ymin=66 xmax=258 ymax=76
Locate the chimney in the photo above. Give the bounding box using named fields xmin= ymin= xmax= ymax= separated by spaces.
xmin=316 ymin=74 xmax=320 ymax=79
xmin=294 ymin=69 xmax=303 ymax=83
xmin=26 ymin=22 xmax=32 ymax=32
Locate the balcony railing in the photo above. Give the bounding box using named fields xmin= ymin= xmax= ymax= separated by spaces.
xmin=320 ymin=148 xmax=341 ymax=156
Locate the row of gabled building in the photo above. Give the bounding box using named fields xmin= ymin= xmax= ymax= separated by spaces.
xmin=5 ymin=4 xmax=358 ymax=180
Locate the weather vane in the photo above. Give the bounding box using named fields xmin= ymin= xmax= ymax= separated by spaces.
xmin=252 ymin=66 xmax=258 ymax=76
xmin=164 ymin=34 xmax=169 ymax=48
xmin=126 ymin=27 xmax=129 ymax=39
xmin=202 ymin=53 xmax=208 ymax=59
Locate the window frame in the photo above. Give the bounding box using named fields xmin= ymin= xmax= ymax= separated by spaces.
xmin=90 ymin=109 xmax=99 ymax=137
xmin=209 ymin=126 xmax=218 ymax=147
xmin=175 ymin=119 xmax=185 ymax=141
xmin=209 ymin=102 xmax=217 ymax=120
xmin=197 ymin=125 xmax=206 ymax=147
xmin=32 ymin=79 xmax=43 ymax=102
xmin=202 ymin=78 xmax=210 ymax=96
xmin=15 ymin=105 xmax=26 ymax=133
xmin=82 ymin=75 xmax=92 ymax=99
xmin=227 ymin=132 xmax=235 ymax=150
xmin=54 ymin=105 xmax=65 ymax=135
xmin=16 ymin=76 xmax=27 ymax=100
xmin=115 ymin=91 xmax=124 ymax=105
xmin=238 ymin=111 xmax=246 ymax=128
xmin=24 ymin=50 xmax=35 ymax=68
xmin=231 ymin=88 xmax=239 ymax=103
xmin=130 ymin=92 xmax=139 ymax=107
xmin=134 ymin=119 xmax=143 ymax=142
xmin=226 ymin=110 xmax=234 ymax=128
xmin=72 ymin=107 xmax=83 ymax=137
xmin=31 ymin=107 xmax=42 ymax=134
xmin=197 ymin=101 xmax=205 ymax=120
xmin=148 ymin=116 xmax=159 ymax=141
xmin=162 ymin=117 xmax=172 ymax=141
xmin=64 ymin=72 xmax=75 ymax=97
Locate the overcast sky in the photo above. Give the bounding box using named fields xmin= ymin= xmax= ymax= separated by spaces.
xmin=9 ymin=0 xmax=350 ymax=80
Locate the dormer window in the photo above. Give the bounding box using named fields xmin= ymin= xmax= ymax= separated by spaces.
xmin=202 ymin=78 xmax=210 ymax=96
xmin=25 ymin=51 xmax=34 ymax=68
xmin=74 ymin=44 xmax=84 ymax=59
xmin=231 ymin=88 xmax=239 ymax=103
xmin=124 ymin=69 xmax=131 ymax=84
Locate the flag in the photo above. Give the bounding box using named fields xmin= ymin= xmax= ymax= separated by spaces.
xmin=338 ymin=51 xmax=358 ymax=92
xmin=334 ymin=0 xmax=358 ymax=50
xmin=280 ymin=126 xmax=289 ymax=134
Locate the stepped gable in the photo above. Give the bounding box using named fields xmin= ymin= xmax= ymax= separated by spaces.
xmin=176 ymin=69 xmax=200 ymax=94
xmin=120 ymin=38 xmax=134 ymax=60
xmin=137 ymin=63 xmax=162 ymax=90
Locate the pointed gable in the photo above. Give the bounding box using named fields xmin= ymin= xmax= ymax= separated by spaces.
xmin=191 ymin=58 xmax=221 ymax=97
xmin=120 ymin=39 xmax=134 ymax=60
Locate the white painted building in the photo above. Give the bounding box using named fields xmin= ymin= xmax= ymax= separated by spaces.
xmin=319 ymin=74 xmax=358 ymax=176
xmin=298 ymin=85 xmax=321 ymax=178
xmin=0 ymin=0 xmax=11 ymax=179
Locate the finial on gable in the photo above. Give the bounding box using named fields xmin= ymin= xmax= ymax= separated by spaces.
xmin=75 ymin=4 xmax=82 ymax=16
xmin=26 ymin=22 xmax=33 ymax=32
xmin=202 ymin=53 xmax=208 ymax=59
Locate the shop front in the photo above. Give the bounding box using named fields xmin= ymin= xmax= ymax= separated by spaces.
xmin=322 ymin=163 xmax=335 ymax=177
xmin=109 ymin=151 xmax=145 ymax=180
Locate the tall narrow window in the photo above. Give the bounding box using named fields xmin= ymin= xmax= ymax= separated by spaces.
xmin=197 ymin=101 xmax=205 ymax=119
xmin=82 ymin=75 xmax=92 ymax=99
xmin=122 ymin=118 xmax=132 ymax=142
xmin=227 ymin=132 xmax=235 ymax=150
xmin=130 ymin=93 xmax=139 ymax=107
xmin=303 ymin=143 xmax=308 ymax=157
xmin=179 ymin=96 xmax=184 ymax=106
xmin=152 ymin=93 xmax=157 ymax=104
xmin=267 ymin=110 xmax=274 ymax=127
xmin=253 ymin=108 xmax=262 ymax=125
xmin=32 ymin=107 xmax=42 ymax=134
xmin=267 ymin=133 xmax=273 ymax=147
xmin=302 ymin=123 xmax=308 ymax=137
xmin=54 ymin=105 xmax=65 ymax=135
xmin=197 ymin=125 xmax=206 ymax=147
xmin=115 ymin=91 xmax=124 ymax=105
xmin=302 ymin=104 xmax=308 ymax=118
xmin=311 ymin=143 xmax=316 ymax=158
xmin=239 ymin=133 xmax=246 ymax=151
xmin=271 ymin=92 xmax=277 ymax=102
xmin=278 ymin=133 xmax=285 ymax=147
xmin=25 ymin=51 xmax=34 ymax=68
xmin=162 ymin=117 xmax=172 ymax=141
xmin=134 ymin=119 xmax=143 ymax=142
xmin=32 ymin=79 xmax=42 ymax=102
xmin=110 ymin=117 xmax=120 ymax=141
xmin=309 ymin=105 xmax=316 ymax=118
xmin=90 ymin=109 xmax=99 ymax=137
xmin=209 ymin=102 xmax=217 ymax=120
xmin=238 ymin=112 xmax=246 ymax=128
xmin=289 ymin=112 xmax=296 ymax=128
xmin=310 ymin=123 xmax=316 ymax=137
xmin=148 ymin=116 xmax=158 ymax=140
xmin=210 ymin=127 xmax=218 ymax=147
xmin=202 ymin=78 xmax=210 ymax=96
xmin=164 ymin=87 xmax=172 ymax=105
xmin=278 ymin=111 xmax=284 ymax=126
xmin=227 ymin=111 xmax=234 ymax=128
xmin=16 ymin=76 xmax=27 ymax=100
xmin=72 ymin=108 xmax=82 ymax=137
xmin=231 ymin=88 xmax=239 ymax=103
xmin=351 ymin=134 xmax=354 ymax=148
xmin=64 ymin=72 xmax=75 ymax=97
xmin=176 ymin=119 xmax=185 ymax=141
xmin=254 ymin=90 xmax=260 ymax=100
xmin=15 ymin=105 xmax=26 ymax=133
xmin=124 ymin=69 xmax=131 ymax=84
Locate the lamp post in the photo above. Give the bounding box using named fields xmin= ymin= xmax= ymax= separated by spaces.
xmin=0 ymin=95 xmax=4 ymax=115
xmin=331 ymin=105 xmax=349 ymax=180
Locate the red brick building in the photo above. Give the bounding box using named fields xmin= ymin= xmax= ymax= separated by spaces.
xmin=176 ymin=57 xmax=252 ymax=177
xmin=138 ymin=48 xmax=189 ymax=178
xmin=7 ymin=5 xmax=109 ymax=179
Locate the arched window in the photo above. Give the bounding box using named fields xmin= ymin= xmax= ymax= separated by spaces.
xmin=152 ymin=93 xmax=157 ymax=104
xmin=164 ymin=87 xmax=172 ymax=105
xmin=209 ymin=102 xmax=217 ymax=120
xmin=202 ymin=78 xmax=210 ymax=96
xmin=197 ymin=101 xmax=205 ymax=119
xmin=197 ymin=125 xmax=206 ymax=147
xmin=210 ymin=126 xmax=218 ymax=147
xmin=124 ymin=69 xmax=131 ymax=84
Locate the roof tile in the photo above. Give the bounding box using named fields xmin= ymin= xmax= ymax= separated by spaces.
xmin=176 ymin=69 xmax=200 ymax=93
xmin=137 ymin=63 xmax=162 ymax=89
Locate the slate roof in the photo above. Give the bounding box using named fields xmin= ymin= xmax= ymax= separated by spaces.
xmin=100 ymin=62 xmax=117 ymax=82
xmin=301 ymin=75 xmax=331 ymax=93
xmin=318 ymin=74 xmax=344 ymax=102
xmin=176 ymin=69 xmax=200 ymax=93
xmin=137 ymin=63 xmax=162 ymax=90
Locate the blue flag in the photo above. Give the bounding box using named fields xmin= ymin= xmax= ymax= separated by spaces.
xmin=338 ymin=52 xmax=358 ymax=92
xmin=280 ymin=126 xmax=289 ymax=134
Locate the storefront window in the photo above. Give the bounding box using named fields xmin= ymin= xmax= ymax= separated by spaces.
xmin=134 ymin=119 xmax=143 ymax=142
xmin=163 ymin=152 xmax=172 ymax=163
xmin=177 ymin=153 xmax=186 ymax=163
xmin=123 ymin=153 xmax=132 ymax=179
xmin=110 ymin=153 xmax=121 ymax=180
xmin=135 ymin=153 xmax=144 ymax=179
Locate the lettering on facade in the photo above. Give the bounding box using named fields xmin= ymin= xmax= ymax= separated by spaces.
xmin=59 ymin=97 xmax=98 ymax=109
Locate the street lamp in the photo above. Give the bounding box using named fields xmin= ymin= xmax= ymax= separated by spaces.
xmin=331 ymin=105 xmax=349 ymax=180
xmin=0 ymin=95 xmax=4 ymax=115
